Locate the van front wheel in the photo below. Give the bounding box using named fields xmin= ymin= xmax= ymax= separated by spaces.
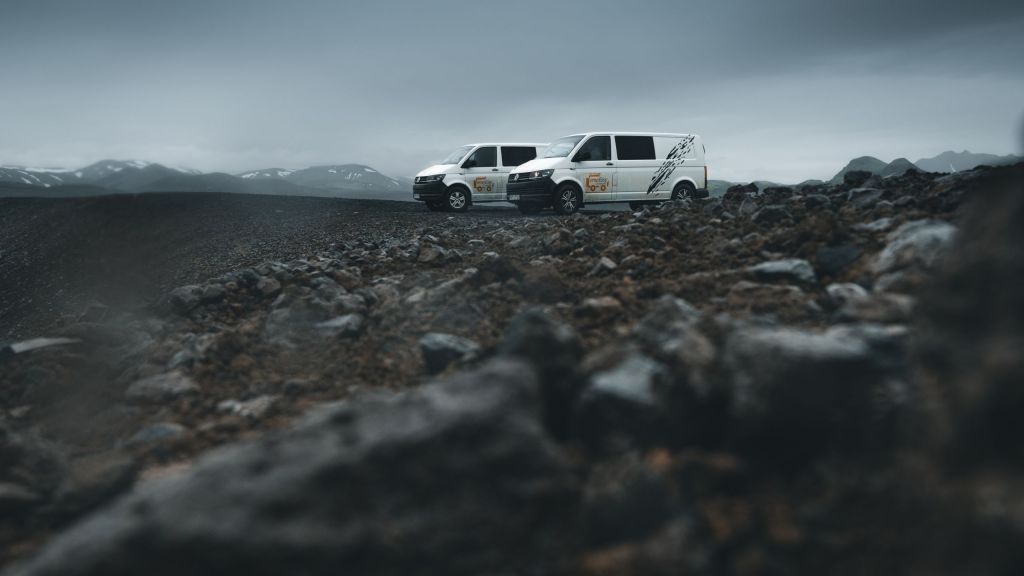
xmin=445 ymin=187 xmax=470 ymax=213
xmin=553 ymin=184 xmax=581 ymax=215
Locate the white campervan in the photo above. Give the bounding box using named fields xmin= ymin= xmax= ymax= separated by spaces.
xmin=506 ymin=132 xmax=708 ymax=214
xmin=413 ymin=143 xmax=547 ymax=212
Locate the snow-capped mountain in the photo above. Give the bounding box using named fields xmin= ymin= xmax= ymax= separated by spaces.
xmin=238 ymin=164 xmax=405 ymax=191
xmin=239 ymin=168 xmax=295 ymax=179
xmin=0 ymin=160 xmax=199 ymax=189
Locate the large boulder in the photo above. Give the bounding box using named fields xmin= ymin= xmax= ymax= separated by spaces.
xmin=872 ymin=219 xmax=957 ymax=293
xmin=7 ymin=359 xmax=581 ymax=576
xmin=720 ymin=324 xmax=903 ymax=465
xmin=914 ymin=166 xmax=1024 ymax=467
xmin=499 ymin=309 xmax=583 ymax=439
xmin=573 ymin=353 xmax=671 ymax=452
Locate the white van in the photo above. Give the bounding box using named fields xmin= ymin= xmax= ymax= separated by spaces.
xmin=506 ymin=132 xmax=708 ymax=214
xmin=413 ymin=143 xmax=547 ymax=212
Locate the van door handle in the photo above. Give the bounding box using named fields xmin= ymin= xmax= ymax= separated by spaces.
xmin=605 ymin=162 xmax=614 ymax=166
xmin=491 ymin=168 xmax=499 ymax=172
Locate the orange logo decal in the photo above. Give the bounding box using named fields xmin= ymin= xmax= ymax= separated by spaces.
xmin=472 ymin=176 xmax=494 ymax=193
xmin=585 ymin=173 xmax=609 ymax=192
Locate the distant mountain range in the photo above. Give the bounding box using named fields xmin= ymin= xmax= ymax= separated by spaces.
xmin=830 ymin=150 xmax=1021 ymax=185
xmin=2 ymin=150 xmax=1018 ymax=200
xmin=0 ymin=160 xmax=413 ymax=199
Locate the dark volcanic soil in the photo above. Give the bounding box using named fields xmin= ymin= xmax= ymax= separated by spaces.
xmin=2 ymin=166 xmax=1023 ymax=575
xmin=0 ymin=194 xmax=528 ymax=340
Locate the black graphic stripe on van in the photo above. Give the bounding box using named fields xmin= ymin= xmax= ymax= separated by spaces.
xmin=647 ymin=135 xmax=695 ymax=195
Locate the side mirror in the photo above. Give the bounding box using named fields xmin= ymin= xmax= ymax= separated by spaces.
xmin=573 ymin=151 xmax=590 ymax=162
xmin=462 ymin=159 xmax=476 ymax=169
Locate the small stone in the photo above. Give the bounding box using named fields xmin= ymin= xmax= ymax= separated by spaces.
xmin=217 ymin=395 xmax=279 ymax=419
xmin=749 ymin=258 xmax=817 ymax=285
xmin=579 ymin=296 xmax=623 ymax=316
xmin=419 ymin=333 xmax=480 ymax=374
xmin=315 ymin=314 xmax=365 ymax=338
xmin=127 ymin=422 xmax=187 ymax=446
xmin=256 ymin=276 xmax=282 ymax=296
xmin=417 ymin=243 xmax=447 ymax=263
xmin=168 ymin=285 xmax=203 ymax=313
xmin=751 ymin=205 xmax=790 ymax=226
xmin=815 ymin=244 xmax=863 ymax=276
xmin=846 ymin=187 xmax=883 ymax=209
xmin=125 ymin=371 xmax=198 ymax=402
xmin=825 ymin=282 xmax=869 ymax=307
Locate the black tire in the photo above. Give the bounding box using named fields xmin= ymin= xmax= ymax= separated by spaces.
xmin=553 ymin=184 xmax=581 ymax=215
xmin=517 ymin=202 xmax=543 ymax=215
xmin=672 ymin=181 xmax=697 ymax=200
xmin=425 ymin=201 xmax=443 ymax=212
xmin=445 ymin=187 xmax=470 ymax=213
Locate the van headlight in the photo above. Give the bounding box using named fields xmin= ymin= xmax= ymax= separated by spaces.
xmin=516 ymin=169 xmax=553 ymax=181
xmin=416 ymin=174 xmax=445 ymax=184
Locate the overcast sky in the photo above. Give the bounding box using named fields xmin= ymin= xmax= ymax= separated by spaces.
xmin=2 ymin=0 xmax=1022 ymax=182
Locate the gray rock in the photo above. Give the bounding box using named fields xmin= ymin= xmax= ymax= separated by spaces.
xmin=815 ymin=244 xmax=863 ymax=276
xmin=126 ymin=423 xmax=187 ymax=446
xmin=0 ymin=482 xmax=42 ymax=514
xmin=748 ymin=258 xmax=817 ymax=285
xmin=803 ymin=194 xmax=831 ymax=210
xmin=575 ymin=354 xmax=669 ymax=451
xmin=853 ymin=217 xmax=895 ymax=233
xmin=751 ymin=204 xmax=790 ymax=226
xmin=419 ymin=332 xmax=480 ymax=374
xmin=835 ymin=292 xmax=915 ymax=324
xmin=11 ymin=359 xmax=580 ymax=576
xmin=256 ymin=276 xmax=281 ymax=296
xmin=216 ymin=395 xmax=279 ymax=419
xmin=124 ymin=371 xmax=198 ymax=403
xmin=168 ymin=285 xmax=202 ymax=313
xmin=825 ymin=282 xmax=869 ymax=308
xmin=873 ymin=219 xmax=957 ymax=277
xmin=633 ymin=295 xmax=702 ymax=357
xmin=847 ymin=187 xmax=883 ymax=209
xmin=721 ymin=325 xmax=898 ymax=464
xmin=314 ymin=314 xmax=364 ymax=338
xmin=417 ymin=243 xmax=447 ymax=263
xmin=5 ymin=337 xmax=81 ymax=355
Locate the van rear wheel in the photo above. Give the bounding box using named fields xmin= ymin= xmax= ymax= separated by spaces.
xmin=553 ymin=184 xmax=581 ymax=215
xmin=446 ymin=187 xmax=469 ymax=213
xmin=672 ymin=181 xmax=697 ymax=200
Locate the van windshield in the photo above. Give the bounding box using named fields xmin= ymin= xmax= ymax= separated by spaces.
xmin=541 ymin=136 xmax=585 ymax=158
xmin=440 ymin=146 xmax=473 ymax=165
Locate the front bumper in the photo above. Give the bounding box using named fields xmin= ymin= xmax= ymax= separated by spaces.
xmin=506 ymin=177 xmax=555 ymax=203
xmin=413 ymin=181 xmax=446 ymax=202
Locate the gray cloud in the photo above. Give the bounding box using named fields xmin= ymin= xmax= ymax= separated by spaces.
xmin=1 ymin=0 xmax=1022 ymax=182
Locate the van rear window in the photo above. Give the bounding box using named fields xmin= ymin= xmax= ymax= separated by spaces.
xmin=615 ymin=136 xmax=656 ymax=160
xmin=501 ymin=147 xmax=537 ymax=167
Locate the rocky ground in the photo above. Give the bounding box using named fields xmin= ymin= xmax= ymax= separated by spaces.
xmin=1 ymin=164 xmax=1022 ymax=574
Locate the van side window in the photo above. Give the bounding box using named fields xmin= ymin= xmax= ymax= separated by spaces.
xmin=573 ymin=136 xmax=611 ymax=162
xmin=501 ymin=146 xmax=537 ymax=167
xmin=615 ymin=136 xmax=656 ymax=160
xmin=464 ymin=146 xmax=497 ymax=168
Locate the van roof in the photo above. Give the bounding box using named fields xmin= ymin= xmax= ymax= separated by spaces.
xmin=467 ymin=142 xmax=548 ymax=147
xmin=565 ymin=132 xmax=699 ymax=139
